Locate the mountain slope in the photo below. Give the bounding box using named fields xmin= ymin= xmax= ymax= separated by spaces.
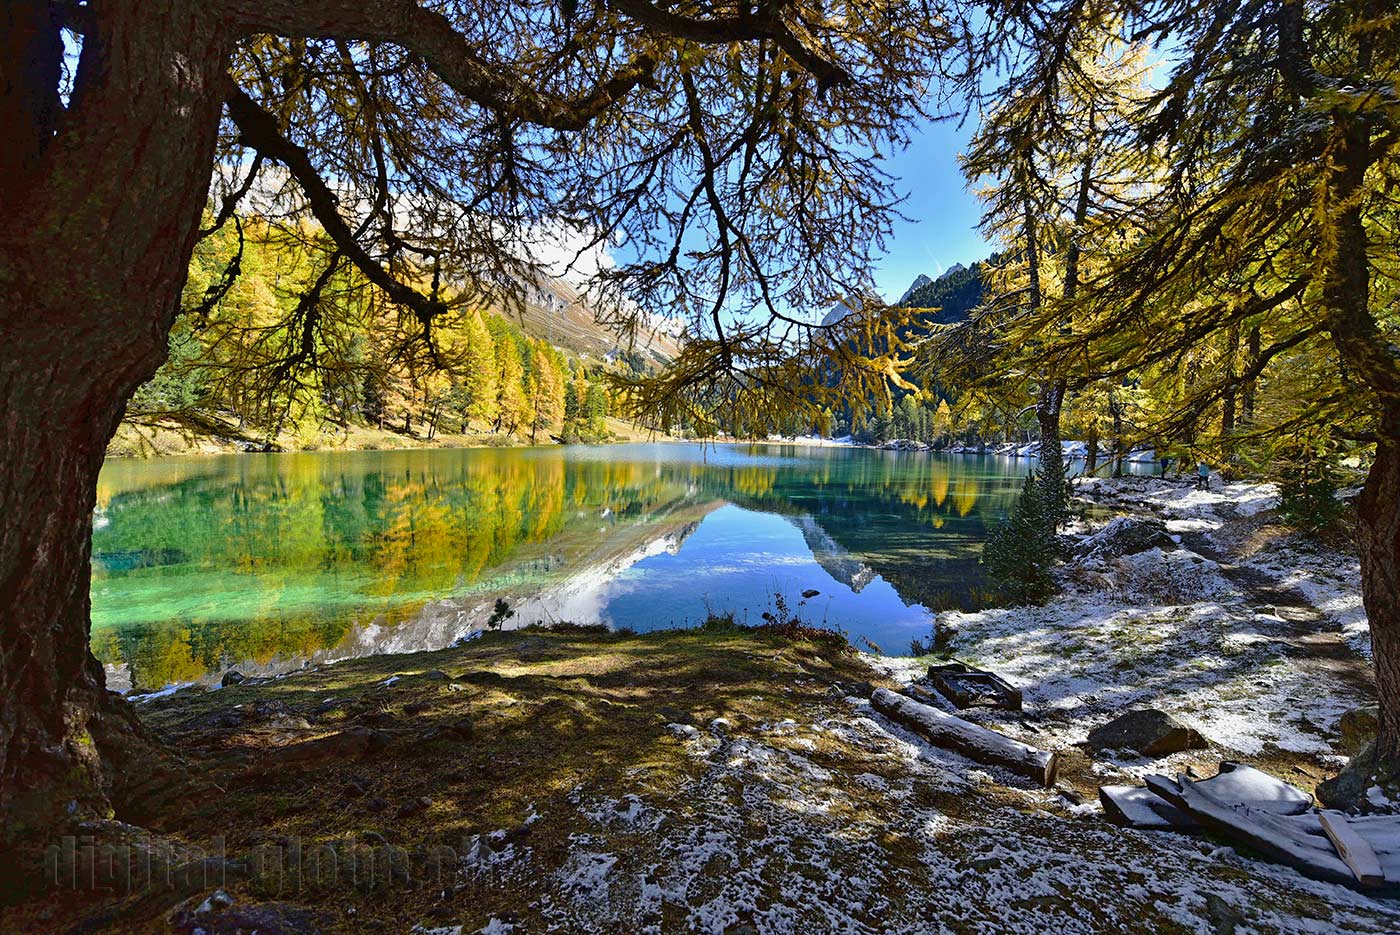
xmin=499 ymin=273 xmax=683 ymax=368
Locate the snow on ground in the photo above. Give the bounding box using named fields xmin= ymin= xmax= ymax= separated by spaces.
xmin=1240 ymin=536 xmax=1369 ymax=656
xmin=448 ymin=703 xmax=1400 ymax=934
xmin=878 ymin=475 xmax=1371 ymax=764
xmin=1076 ymin=475 xmax=1368 ymax=653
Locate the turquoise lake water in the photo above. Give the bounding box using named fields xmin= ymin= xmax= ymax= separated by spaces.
xmin=91 ymin=442 xmax=1097 ymax=689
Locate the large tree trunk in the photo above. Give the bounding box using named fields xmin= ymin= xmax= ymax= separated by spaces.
xmin=0 ymin=0 xmax=229 ymax=844
xmin=1036 ymin=380 xmax=1066 ymax=523
xmin=1359 ymin=417 xmax=1400 ymax=763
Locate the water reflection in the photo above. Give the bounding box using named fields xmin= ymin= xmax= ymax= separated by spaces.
xmin=91 ymin=444 xmax=1084 ymax=689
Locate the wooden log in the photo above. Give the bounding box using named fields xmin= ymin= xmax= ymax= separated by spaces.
xmin=1320 ymin=811 xmax=1386 ymax=886
xmin=1144 ymin=774 xmax=1357 ymax=886
xmin=870 ymin=687 xmax=1058 ymax=787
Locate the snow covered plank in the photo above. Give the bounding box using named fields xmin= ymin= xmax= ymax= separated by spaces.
xmin=870 ymin=687 xmax=1059 ymax=787
xmin=1188 ymin=762 xmax=1313 ymax=815
xmin=1099 ymin=785 xmax=1198 ymax=831
xmin=1319 ymin=811 xmax=1386 ymax=886
xmin=1144 ymin=775 xmax=1357 ymax=886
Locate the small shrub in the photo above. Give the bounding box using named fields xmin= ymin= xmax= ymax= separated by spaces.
xmin=981 ymin=471 xmax=1059 ymax=604
xmin=487 ymin=599 xmax=515 ymax=630
xmin=1278 ymin=455 xmax=1345 ymax=532
xmin=700 ymin=611 xmax=742 ymax=633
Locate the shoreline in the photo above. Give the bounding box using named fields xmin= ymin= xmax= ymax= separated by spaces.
xmin=14 ymin=478 xmax=1385 ymax=933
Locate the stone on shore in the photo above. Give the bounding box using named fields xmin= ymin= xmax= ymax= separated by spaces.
xmin=1087 ymin=709 xmax=1208 ymax=758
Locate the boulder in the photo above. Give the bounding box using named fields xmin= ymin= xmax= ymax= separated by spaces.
xmin=1339 ymin=705 xmax=1379 ymax=755
xmin=1074 ymin=516 xmax=1177 ymax=561
xmin=1087 ymin=709 xmax=1208 ymax=758
xmin=220 ymin=670 xmax=247 ymax=687
xmin=1316 ymin=741 xmax=1400 ymax=813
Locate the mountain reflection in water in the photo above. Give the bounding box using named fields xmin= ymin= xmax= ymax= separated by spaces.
xmin=91 ymin=443 xmax=1054 ymax=690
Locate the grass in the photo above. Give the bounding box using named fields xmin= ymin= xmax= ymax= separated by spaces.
xmin=8 ymin=626 xmax=880 ymax=933
xmin=6 ymin=627 xmax=1394 ymax=934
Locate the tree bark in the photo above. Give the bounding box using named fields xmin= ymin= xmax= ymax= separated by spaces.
xmin=0 ymin=0 xmax=230 ymax=843
xmin=1036 ymin=380 xmax=1066 ymax=521
xmin=1359 ymin=413 xmax=1400 ymax=762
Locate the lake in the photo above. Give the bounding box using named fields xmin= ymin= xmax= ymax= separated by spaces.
xmin=90 ymin=442 xmax=1109 ymax=690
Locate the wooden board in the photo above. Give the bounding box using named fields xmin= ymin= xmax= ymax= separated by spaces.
xmin=1192 ymin=762 xmax=1312 ymax=815
xmin=871 ymin=688 xmax=1057 ymax=786
xmin=1144 ymin=774 xmax=1358 ymax=886
xmin=1319 ymin=811 xmax=1386 ymax=886
xmin=925 ymin=663 xmax=1023 ymax=711
xmin=1099 ymin=785 xmax=1199 ymax=831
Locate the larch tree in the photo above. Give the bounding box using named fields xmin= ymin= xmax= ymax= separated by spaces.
xmin=459 ymin=309 xmax=499 ymax=429
xmin=965 ymin=0 xmax=1400 ymax=784
xmin=953 ymin=13 xmax=1149 ymax=524
xmin=0 ymin=0 xmax=967 ymax=841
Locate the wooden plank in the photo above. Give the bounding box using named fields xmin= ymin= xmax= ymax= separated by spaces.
xmin=1320 ymin=811 xmax=1386 ymax=886
xmin=1099 ymin=785 xmax=1198 ymax=831
xmin=1192 ymin=762 xmax=1312 ymax=815
xmin=925 ymin=663 xmax=1022 ymax=711
xmin=871 ymin=687 xmax=1058 ymax=787
xmin=1144 ymin=775 xmax=1358 ymax=886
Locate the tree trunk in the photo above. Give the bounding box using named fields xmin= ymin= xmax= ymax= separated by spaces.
xmin=1086 ymin=422 xmax=1099 ymax=476
xmin=1108 ymin=394 xmax=1126 ymax=478
xmin=1359 ymin=416 xmax=1400 ymax=762
xmin=1036 ymin=380 xmax=1067 ymax=525
xmin=1221 ymin=324 xmax=1241 ymax=436
xmin=1242 ymin=326 xmax=1261 ymax=425
xmin=0 ymin=0 xmax=230 ymax=844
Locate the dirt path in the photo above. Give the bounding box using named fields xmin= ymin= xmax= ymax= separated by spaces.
xmin=1178 ymin=528 xmax=1375 ymax=703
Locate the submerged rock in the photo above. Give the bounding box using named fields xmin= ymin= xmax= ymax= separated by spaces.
xmin=1087 ymin=709 xmax=1208 ymax=758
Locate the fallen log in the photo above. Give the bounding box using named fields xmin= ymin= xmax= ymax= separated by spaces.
xmin=870 ymin=687 xmax=1058 ymax=787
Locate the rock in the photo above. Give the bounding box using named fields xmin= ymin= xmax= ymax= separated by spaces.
xmin=1204 ymin=893 xmax=1244 ymax=935
xmin=418 ymin=716 xmax=474 ymax=744
xmin=1315 ymin=741 xmax=1400 ymax=813
xmin=271 ymin=727 xmax=388 ymax=765
xmin=801 ymin=589 xmax=821 ymax=599
xmin=1339 ymin=705 xmax=1379 ymax=755
xmin=1087 ymin=709 xmax=1208 ymax=758
xmin=364 ymin=796 xmax=389 ymax=813
xmin=658 ymin=705 xmax=693 ymax=725
xmin=167 ymin=890 xmax=320 ymax=935
xmin=395 ymin=795 xmax=432 ymax=819
xmin=220 ymin=670 xmax=247 ymax=687
xmin=265 ymin=715 xmax=313 ymax=732
xmin=421 ymin=670 xmax=451 ymax=681
xmin=1074 ymin=516 xmax=1177 ymax=561
xmin=404 ymin=699 xmax=434 ymax=716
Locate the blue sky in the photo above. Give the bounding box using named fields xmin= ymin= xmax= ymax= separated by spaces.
xmin=868 ymin=114 xmax=992 ymax=301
